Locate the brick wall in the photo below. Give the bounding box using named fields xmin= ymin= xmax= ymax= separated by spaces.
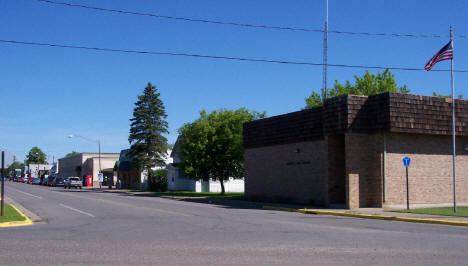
xmin=326 ymin=135 xmax=346 ymax=205
xmin=244 ymin=140 xmax=328 ymax=205
xmin=345 ymin=133 xmax=383 ymax=208
xmin=58 ymin=154 xmax=84 ymax=178
xmin=384 ymin=133 xmax=468 ymax=206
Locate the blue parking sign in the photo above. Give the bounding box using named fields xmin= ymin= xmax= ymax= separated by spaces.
xmin=402 ymin=156 xmax=411 ymax=167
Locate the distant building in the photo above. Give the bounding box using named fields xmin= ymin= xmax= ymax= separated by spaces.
xmin=243 ymin=92 xmax=468 ymax=209
xmin=116 ymin=149 xmax=172 ymax=190
xmin=58 ymin=153 xmax=119 ymax=187
xmin=167 ymin=137 xmax=244 ymax=192
xmin=115 ymin=149 xmax=142 ymax=190
xmin=27 ymin=164 xmax=53 ymax=178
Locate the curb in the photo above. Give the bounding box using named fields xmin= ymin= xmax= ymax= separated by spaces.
xmin=0 ymin=204 xmax=34 ymax=228
xmin=263 ymin=206 xmax=468 ymax=227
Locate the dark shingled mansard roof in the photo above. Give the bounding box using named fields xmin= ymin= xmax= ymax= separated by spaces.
xmin=243 ymin=92 xmax=468 ymax=149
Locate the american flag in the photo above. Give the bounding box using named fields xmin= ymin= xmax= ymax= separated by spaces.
xmin=425 ymin=41 xmax=453 ymax=71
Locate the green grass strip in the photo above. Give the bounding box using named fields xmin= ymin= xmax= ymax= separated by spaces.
xmin=392 ymin=206 xmax=468 ymax=217
xmin=0 ymin=204 xmax=27 ymax=223
xmin=155 ymin=191 xmax=244 ymax=199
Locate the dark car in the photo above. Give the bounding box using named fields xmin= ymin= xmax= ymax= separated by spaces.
xmin=52 ymin=177 xmax=65 ymax=187
xmin=64 ymin=177 xmax=82 ymax=189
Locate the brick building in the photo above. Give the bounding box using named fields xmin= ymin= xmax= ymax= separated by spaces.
xmin=58 ymin=153 xmax=119 ymax=187
xmin=243 ymin=92 xmax=468 ymax=209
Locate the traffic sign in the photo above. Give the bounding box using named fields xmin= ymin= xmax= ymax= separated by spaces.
xmin=97 ymin=173 xmax=103 ymax=182
xmin=402 ymin=156 xmax=411 ymax=167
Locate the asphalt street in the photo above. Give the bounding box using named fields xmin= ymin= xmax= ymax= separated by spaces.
xmin=1 ymin=181 xmax=467 ymax=265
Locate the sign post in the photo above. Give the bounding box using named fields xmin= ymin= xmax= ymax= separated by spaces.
xmin=1 ymin=151 xmax=4 ymax=216
xmin=98 ymin=173 xmax=103 ymax=189
xmin=402 ymin=156 xmax=411 ymax=210
xmin=1 ymin=150 xmax=13 ymax=216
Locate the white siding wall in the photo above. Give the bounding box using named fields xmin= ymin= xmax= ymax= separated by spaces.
xmin=196 ymin=178 xmax=244 ymax=192
xmin=167 ymin=166 xmax=196 ymax=191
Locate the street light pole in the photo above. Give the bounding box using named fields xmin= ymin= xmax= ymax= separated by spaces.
xmin=68 ymin=134 xmax=102 ymax=188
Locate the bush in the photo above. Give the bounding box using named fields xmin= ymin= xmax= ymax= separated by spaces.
xmin=248 ymin=194 xmax=259 ymax=202
xmin=148 ymin=169 xmax=168 ymax=191
xmin=272 ymin=195 xmax=283 ymax=203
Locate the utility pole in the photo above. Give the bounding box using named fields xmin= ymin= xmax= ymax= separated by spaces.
xmin=322 ymin=0 xmax=329 ymax=103
xmin=98 ymin=139 xmax=102 ymax=189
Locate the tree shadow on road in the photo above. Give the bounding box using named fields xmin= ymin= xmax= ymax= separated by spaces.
xmin=94 ymin=189 xmax=316 ymax=211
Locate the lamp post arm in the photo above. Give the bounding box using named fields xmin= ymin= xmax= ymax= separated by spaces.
xmin=73 ymin=134 xmax=99 ymax=144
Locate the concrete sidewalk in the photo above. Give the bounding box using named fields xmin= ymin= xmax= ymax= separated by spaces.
xmin=348 ymin=207 xmax=468 ymax=222
xmin=262 ymin=206 xmax=468 ymax=227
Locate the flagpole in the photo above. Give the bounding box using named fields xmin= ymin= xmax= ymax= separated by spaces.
xmin=450 ymin=25 xmax=457 ymax=213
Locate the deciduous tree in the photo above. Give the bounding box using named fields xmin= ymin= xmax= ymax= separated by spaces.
xmin=178 ymin=108 xmax=265 ymax=194
xmin=25 ymin=147 xmax=47 ymax=165
xmin=65 ymin=151 xmax=79 ymax=157
xmin=305 ymin=69 xmax=410 ymax=108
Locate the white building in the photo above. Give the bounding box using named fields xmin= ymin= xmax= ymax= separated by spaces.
xmin=167 ymin=137 xmax=244 ymax=192
xmin=28 ymin=164 xmax=53 ymax=178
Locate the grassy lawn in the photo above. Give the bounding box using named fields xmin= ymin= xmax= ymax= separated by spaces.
xmin=392 ymin=206 xmax=468 ymax=217
xmin=0 ymin=204 xmax=26 ymax=223
xmin=154 ymin=191 xmax=244 ymax=200
xmin=120 ymin=189 xmax=244 ymax=200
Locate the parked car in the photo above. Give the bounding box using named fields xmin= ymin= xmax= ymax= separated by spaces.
xmin=52 ymin=177 xmax=65 ymax=187
xmin=32 ymin=177 xmax=41 ymax=185
xmin=64 ymin=177 xmax=82 ymax=189
xmin=41 ymin=177 xmax=48 ymax=185
xmin=17 ymin=177 xmax=24 ymax=183
xmin=47 ymin=178 xmax=54 ymax=186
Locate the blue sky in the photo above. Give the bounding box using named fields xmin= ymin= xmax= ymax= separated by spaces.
xmin=1 ymin=0 xmax=467 ymax=162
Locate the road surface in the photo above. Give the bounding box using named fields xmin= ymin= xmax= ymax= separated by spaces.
xmin=1 ymin=182 xmax=467 ymax=265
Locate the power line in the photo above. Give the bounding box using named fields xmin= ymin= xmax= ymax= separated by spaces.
xmin=1 ymin=39 xmax=468 ymax=73
xmin=37 ymin=0 xmax=468 ymax=39
xmin=36 ymin=0 xmax=320 ymax=33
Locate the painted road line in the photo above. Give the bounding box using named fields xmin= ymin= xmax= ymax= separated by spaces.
xmin=59 ymin=204 xmax=95 ymax=218
xmin=7 ymin=187 xmax=43 ymax=199
xmin=55 ymin=191 xmax=190 ymax=217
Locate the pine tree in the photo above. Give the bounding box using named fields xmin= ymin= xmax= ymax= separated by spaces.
xmin=128 ymin=82 xmax=169 ymax=175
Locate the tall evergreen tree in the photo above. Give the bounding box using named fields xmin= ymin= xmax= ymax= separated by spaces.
xmin=128 ymin=82 xmax=169 ymax=175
